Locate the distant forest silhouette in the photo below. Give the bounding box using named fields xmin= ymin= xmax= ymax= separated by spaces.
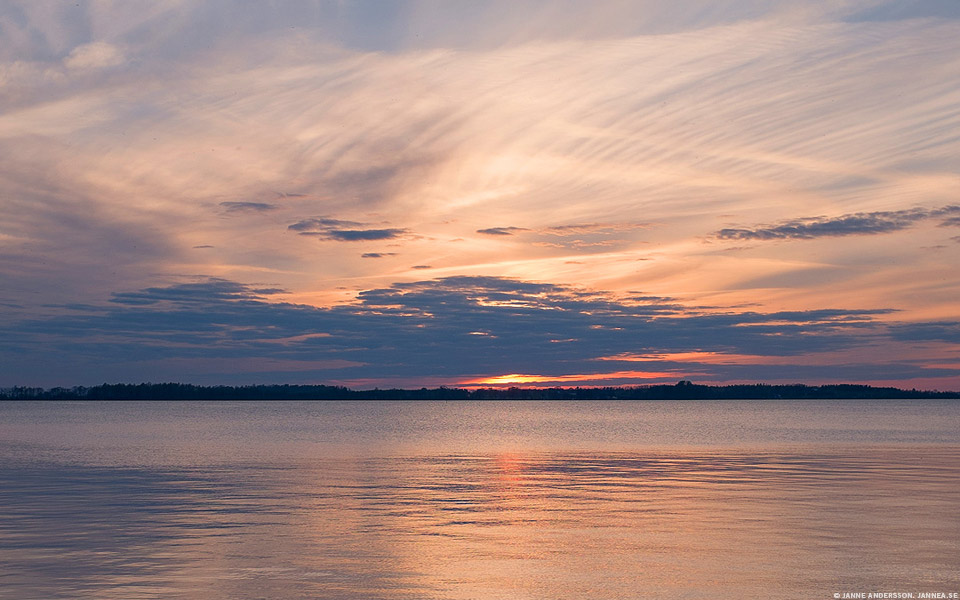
xmin=2 ymin=381 xmax=958 ymax=400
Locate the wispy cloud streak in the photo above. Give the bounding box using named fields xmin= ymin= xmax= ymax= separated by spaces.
xmin=717 ymin=206 xmax=960 ymax=240
xmin=220 ymin=202 xmax=278 ymax=213
xmin=288 ymin=218 xmax=408 ymax=241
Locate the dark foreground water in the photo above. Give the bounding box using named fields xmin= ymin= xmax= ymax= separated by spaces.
xmin=0 ymin=400 xmax=958 ymax=600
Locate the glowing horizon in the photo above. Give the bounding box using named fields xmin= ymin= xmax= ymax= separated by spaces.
xmin=461 ymin=370 xmax=685 ymax=387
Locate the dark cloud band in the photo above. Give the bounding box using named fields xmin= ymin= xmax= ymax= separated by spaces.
xmin=477 ymin=227 xmax=528 ymax=236
xmin=3 ymin=275 xmax=955 ymax=386
xmin=717 ymin=206 xmax=960 ymax=241
xmin=288 ymin=217 xmax=407 ymax=241
xmin=219 ymin=202 xmax=278 ymax=212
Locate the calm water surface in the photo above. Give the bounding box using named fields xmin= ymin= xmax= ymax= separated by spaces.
xmin=1 ymin=400 xmax=958 ymax=599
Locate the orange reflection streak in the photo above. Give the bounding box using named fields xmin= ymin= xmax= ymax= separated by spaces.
xmin=462 ymin=370 xmax=678 ymax=386
xmin=493 ymin=453 xmax=527 ymax=488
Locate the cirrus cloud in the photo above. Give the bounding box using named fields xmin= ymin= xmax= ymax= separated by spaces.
xmin=64 ymin=42 xmax=124 ymax=70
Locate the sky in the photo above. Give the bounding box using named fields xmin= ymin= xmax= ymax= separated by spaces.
xmin=2 ymin=0 xmax=960 ymax=389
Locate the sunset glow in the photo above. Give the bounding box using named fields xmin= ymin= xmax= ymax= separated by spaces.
xmin=463 ymin=370 xmax=682 ymax=387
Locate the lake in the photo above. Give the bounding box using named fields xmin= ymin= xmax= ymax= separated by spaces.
xmin=1 ymin=400 xmax=958 ymax=599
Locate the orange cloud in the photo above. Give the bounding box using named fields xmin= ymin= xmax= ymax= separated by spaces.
xmin=596 ymin=351 xmax=782 ymax=365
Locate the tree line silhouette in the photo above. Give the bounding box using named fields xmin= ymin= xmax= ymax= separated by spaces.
xmin=2 ymin=381 xmax=958 ymax=400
